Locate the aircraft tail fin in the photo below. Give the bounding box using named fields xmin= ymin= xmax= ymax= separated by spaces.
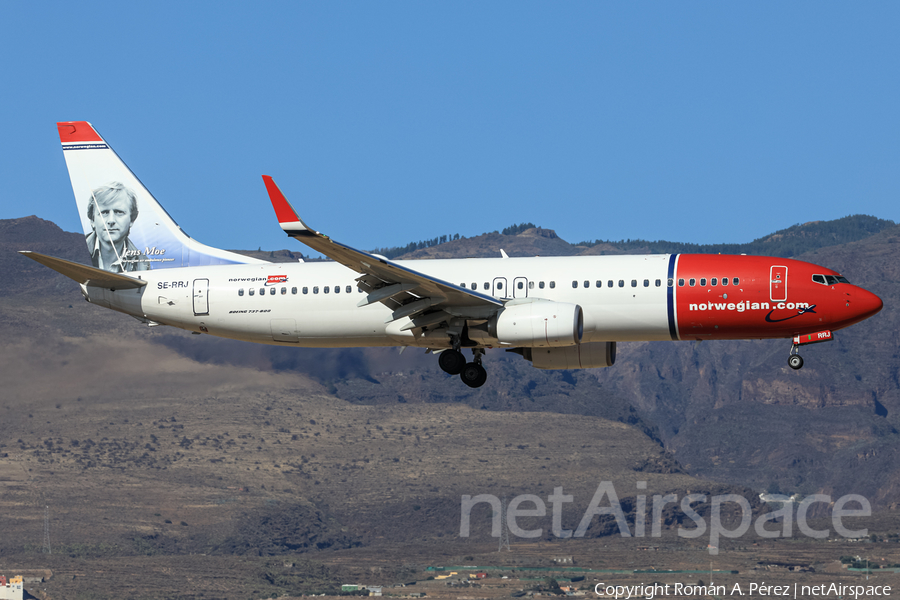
xmin=57 ymin=121 xmax=265 ymax=273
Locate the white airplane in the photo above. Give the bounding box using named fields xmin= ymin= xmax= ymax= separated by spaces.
xmin=21 ymin=122 xmax=883 ymax=388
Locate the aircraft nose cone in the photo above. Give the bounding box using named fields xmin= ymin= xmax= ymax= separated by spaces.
xmin=854 ymin=287 xmax=883 ymax=320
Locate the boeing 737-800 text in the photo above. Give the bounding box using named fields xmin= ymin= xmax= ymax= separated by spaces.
xmin=21 ymin=122 xmax=884 ymax=388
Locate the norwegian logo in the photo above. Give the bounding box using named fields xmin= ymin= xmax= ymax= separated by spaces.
xmin=688 ymin=300 xmax=815 ymax=319
xmin=265 ymin=275 xmax=289 ymax=286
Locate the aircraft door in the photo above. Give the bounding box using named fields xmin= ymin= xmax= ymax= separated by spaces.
xmin=192 ymin=278 xmax=209 ymax=316
xmin=770 ymin=266 xmax=787 ymax=302
xmin=492 ymin=277 xmax=508 ymax=299
xmin=513 ymin=277 xmax=529 ymax=299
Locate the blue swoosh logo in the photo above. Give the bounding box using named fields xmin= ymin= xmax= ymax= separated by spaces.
xmin=765 ymin=304 xmax=817 ymax=323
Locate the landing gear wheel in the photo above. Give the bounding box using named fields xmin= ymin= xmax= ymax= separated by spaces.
xmin=460 ymin=362 xmax=488 ymax=388
xmin=438 ymin=349 xmax=466 ymax=375
xmin=788 ymin=354 xmax=804 ymax=370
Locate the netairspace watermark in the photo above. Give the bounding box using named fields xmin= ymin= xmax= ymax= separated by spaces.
xmin=460 ymin=481 xmax=872 ymax=555
xmin=593 ymin=582 xmax=891 ymax=599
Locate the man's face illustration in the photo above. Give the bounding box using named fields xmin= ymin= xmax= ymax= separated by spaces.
xmin=92 ymin=195 xmax=132 ymax=244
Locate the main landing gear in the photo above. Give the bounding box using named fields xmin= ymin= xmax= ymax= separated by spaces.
xmin=438 ymin=347 xmax=487 ymax=388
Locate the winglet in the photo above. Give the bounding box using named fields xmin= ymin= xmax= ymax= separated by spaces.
xmin=262 ymin=175 xmax=311 ymax=234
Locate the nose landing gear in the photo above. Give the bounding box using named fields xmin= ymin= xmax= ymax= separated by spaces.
xmin=788 ymin=349 xmax=804 ymax=370
xmin=787 ymin=329 xmax=834 ymax=370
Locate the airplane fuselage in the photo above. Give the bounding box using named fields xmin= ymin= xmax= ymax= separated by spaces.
xmin=88 ymin=253 xmax=881 ymax=349
xmin=35 ymin=121 xmax=883 ymax=386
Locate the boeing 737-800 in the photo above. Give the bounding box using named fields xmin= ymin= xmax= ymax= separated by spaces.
xmin=21 ymin=122 xmax=884 ymax=388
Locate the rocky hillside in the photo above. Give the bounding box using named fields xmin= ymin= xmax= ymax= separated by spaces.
xmin=2 ymin=214 xmax=898 ymax=510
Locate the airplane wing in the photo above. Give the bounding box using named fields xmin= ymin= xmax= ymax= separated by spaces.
xmin=262 ymin=176 xmax=502 ymax=330
xmin=19 ymin=251 xmax=147 ymax=290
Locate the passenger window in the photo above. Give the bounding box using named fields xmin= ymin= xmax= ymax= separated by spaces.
xmin=643 ymin=279 xmax=649 ymax=287
xmin=471 ymin=283 xmax=476 ymax=290
xmin=608 ymin=280 xmax=613 ymax=288
xmin=572 ymin=281 xmax=578 ymax=289
xmin=722 ymin=277 xmax=728 ymax=286
xmin=260 ymin=287 xmax=265 ymax=296
xmin=678 ymin=278 xmax=685 ymax=286
xmin=269 ymin=287 xmax=275 ymax=295
xmin=812 ymin=274 xmax=826 ymax=285
xmin=313 ymin=286 xmax=319 ymax=294
xmin=583 ymin=280 xmax=589 ymax=288
xmin=631 ymin=280 xmax=637 ymax=287
xmin=618 ymin=280 xmax=624 ymax=288
xmin=324 ymin=286 xmax=330 ymax=294
xmin=517 ymin=281 xmax=524 ymax=289
xmin=484 ymin=283 xmax=489 ymax=290
xmin=334 ymin=285 xmax=340 ymax=294
xmin=700 ymin=278 xmax=707 ymax=286
xmin=281 ymin=287 xmax=287 ymax=295
xmin=238 ymin=288 xmax=244 ymax=296
xmin=460 ymin=283 xmax=466 ymax=288
xmin=346 ymin=285 xmax=352 ymax=293
xmin=655 ymin=279 xmax=661 ymax=287
xmin=249 ymin=288 xmax=255 ymax=296
xmin=302 ymin=287 xmax=308 ymax=294
xmin=711 ymin=278 xmax=718 ymax=286
xmin=292 ymin=287 xmax=297 ymax=294
xmin=596 ymin=280 xmax=602 ymax=288
xmin=689 ymin=278 xmax=696 ymax=286
xmin=528 ymin=281 xmax=534 ymax=289
xmin=550 ymin=281 xmax=556 ymax=289
xmin=539 ymin=281 xmax=545 ymax=289
xmin=733 ymin=277 xmax=739 ymax=286
xmin=497 ymin=282 xmax=503 ymax=290
xmin=667 ymin=278 xmax=674 ymax=287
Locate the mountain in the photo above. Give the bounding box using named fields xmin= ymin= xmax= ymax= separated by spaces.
xmin=574 ymin=214 xmax=896 ymax=257
xmin=383 ymin=214 xmax=895 ymax=260
xmin=4 ymin=213 xmax=898 ymax=510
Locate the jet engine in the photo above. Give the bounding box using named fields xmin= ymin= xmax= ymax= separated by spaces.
xmin=487 ymin=299 xmax=583 ymax=347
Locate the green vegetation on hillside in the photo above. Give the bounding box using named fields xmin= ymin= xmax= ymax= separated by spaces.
xmin=372 ymin=233 xmax=461 ymax=259
xmin=502 ymin=222 xmax=538 ymax=236
xmin=367 ymin=215 xmax=893 ymax=260
xmin=372 ymin=223 xmax=540 ymax=258
xmin=576 ymin=214 xmax=895 ymax=257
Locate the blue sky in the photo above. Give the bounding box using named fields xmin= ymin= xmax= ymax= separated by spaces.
xmin=1 ymin=3 xmax=898 ymax=254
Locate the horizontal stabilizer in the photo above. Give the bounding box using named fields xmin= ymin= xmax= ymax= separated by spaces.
xmin=19 ymin=251 xmax=147 ymax=290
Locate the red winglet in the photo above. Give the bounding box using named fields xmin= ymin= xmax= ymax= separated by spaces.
xmin=57 ymin=121 xmax=103 ymax=143
xmin=262 ymin=175 xmax=300 ymax=224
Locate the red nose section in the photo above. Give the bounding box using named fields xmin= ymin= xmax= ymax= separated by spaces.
xmin=856 ymin=288 xmax=884 ymax=320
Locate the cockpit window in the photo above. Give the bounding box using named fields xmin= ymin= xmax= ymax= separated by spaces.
xmin=812 ymin=274 xmax=826 ymax=285
xmin=825 ymin=275 xmax=839 ymax=285
xmin=837 ymin=276 xmax=850 ymax=284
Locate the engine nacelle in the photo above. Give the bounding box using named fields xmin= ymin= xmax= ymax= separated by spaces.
xmin=489 ymin=300 xmax=583 ymax=347
xmin=520 ymin=341 xmax=617 ymax=370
